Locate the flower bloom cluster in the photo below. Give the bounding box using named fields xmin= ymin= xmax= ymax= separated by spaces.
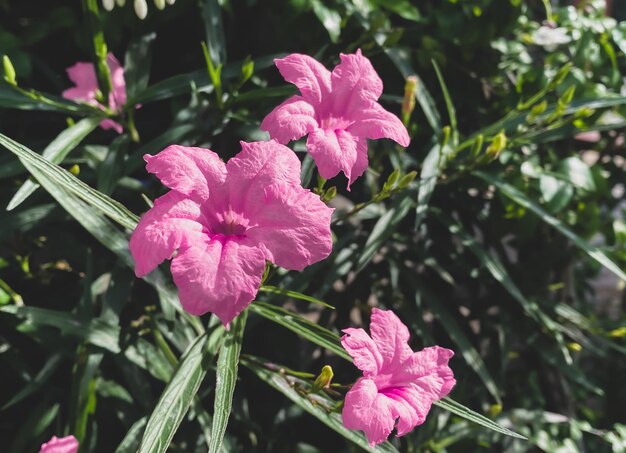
xmin=39 ymin=435 xmax=78 ymax=453
xmin=106 ymin=48 xmax=453 ymax=444
xmin=342 ymin=309 xmax=455 ymax=446
xmin=62 ymin=53 xmax=128 ymax=133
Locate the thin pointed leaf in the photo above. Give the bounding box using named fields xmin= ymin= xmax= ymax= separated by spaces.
xmin=432 ymin=60 xmax=458 ymax=145
xmin=475 ymin=170 xmax=626 ymax=282
xmin=259 ymin=285 xmax=335 ymax=309
xmin=138 ymin=334 xmax=209 ymax=453
xmin=415 ymin=143 xmax=452 ymax=229
xmin=115 ymin=417 xmax=148 ymax=453
xmin=7 ymin=117 xmax=100 ymax=210
xmin=208 ymin=311 xmax=247 ymax=453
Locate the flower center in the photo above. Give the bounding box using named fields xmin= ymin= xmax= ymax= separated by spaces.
xmin=210 ymin=209 xmax=249 ymax=237
xmin=319 ymin=115 xmax=353 ymax=131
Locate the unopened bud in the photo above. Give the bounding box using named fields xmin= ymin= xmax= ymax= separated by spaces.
xmin=3 ymin=55 xmax=16 ymax=86
xmin=401 ymin=75 xmax=418 ymax=122
xmin=486 ymin=131 xmax=506 ymax=159
xmin=441 ymin=125 xmax=451 ymax=149
xmin=116 ymin=0 xmax=126 ymax=6
xmin=240 ymin=57 xmax=254 ymax=85
xmin=69 ymin=164 xmax=80 ymax=176
xmin=102 ymin=0 xmax=115 ymax=10
xmin=528 ymin=100 xmax=547 ymax=121
xmin=470 ymin=134 xmax=484 ymax=158
xmin=549 ymin=63 xmax=572 ymax=89
xmin=559 ymin=85 xmax=576 ymax=107
xmin=165 ymin=0 xmax=175 ymax=4
xmin=311 ymin=365 xmax=334 ymax=392
xmin=321 ymin=186 xmax=337 ymax=202
xmin=397 ymin=170 xmax=417 ymax=189
xmin=385 ymin=169 xmax=400 ymax=189
xmin=153 ymin=0 xmax=165 ymax=10
xmin=567 ymin=342 xmax=582 ymax=352
xmin=134 ymin=0 xmax=148 ymax=19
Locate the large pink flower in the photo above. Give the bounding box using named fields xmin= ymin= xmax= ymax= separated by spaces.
xmin=129 ymin=140 xmax=334 ymax=325
xmin=39 ymin=435 xmax=78 ymax=453
xmin=341 ymin=309 xmax=455 ymax=446
xmin=261 ymin=50 xmax=410 ymax=189
xmin=62 ymin=53 xmax=127 ymax=133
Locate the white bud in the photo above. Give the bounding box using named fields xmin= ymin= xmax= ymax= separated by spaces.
xmin=134 ymin=0 xmax=148 ymax=19
xmin=102 ymin=0 xmax=115 ymax=11
xmin=116 ymin=0 xmax=126 ymax=6
xmin=154 ymin=0 xmax=165 ymax=9
xmin=165 ymin=0 xmax=175 ymax=4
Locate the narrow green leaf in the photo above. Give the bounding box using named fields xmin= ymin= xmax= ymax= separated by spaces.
xmin=475 ymin=170 xmax=626 ymax=282
xmin=124 ymin=33 xmax=156 ymax=100
xmin=208 ymin=311 xmax=247 ymax=453
xmin=6 ymin=117 xmax=100 ymax=210
xmin=138 ymin=334 xmax=209 ymax=453
xmin=0 ymin=132 xmax=139 ymax=230
xmin=115 ymin=417 xmax=148 ymax=453
xmin=425 ymin=294 xmax=501 ymax=404
xmin=357 ymin=194 xmax=413 ymax=271
xmin=201 ymin=0 xmax=227 ymax=65
xmin=311 ymin=0 xmax=342 ymax=42
xmin=2 ymin=354 xmax=62 ymax=409
xmin=259 ymin=285 xmax=335 ymax=309
xmin=243 ymin=357 xmax=399 ymax=453
xmin=249 ymin=302 xmax=349 ymax=360
xmin=432 ymin=60 xmax=458 ymax=145
xmin=434 ymin=398 xmax=527 ymax=440
xmin=415 ymin=143 xmax=452 ymax=229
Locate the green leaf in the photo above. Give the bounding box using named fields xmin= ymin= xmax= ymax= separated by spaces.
xmin=415 ymin=143 xmax=451 ymax=229
xmin=539 ymin=174 xmax=573 ymax=213
xmin=432 ymin=60 xmax=458 ymax=145
xmin=434 ymin=398 xmax=527 ymax=440
xmin=2 ymin=354 xmax=62 ymax=409
xmin=124 ymin=33 xmax=156 ymax=101
xmin=243 ymin=357 xmax=399 ymax=453
xmin=6 ymin=117 xmax=100 ymax=210
xmin=357 ymin=194 xmax=413 ymax=272
xmin=208 ymin=311 xmax=247 ymax=453
xmin=138 ymin=334 xmax=209 ymax=453
xmin=259 ymin=285 xmax=335 ymax=309
xmin=115 ymin=417 xmax=148 ymax=453
xmin=311 ymin=0 xmax=341 ymax=42
xmin=425 ymin=294 xmax=502 ymax=405
xmin=557 ymin=156 xmax=596 ymax=192
xmin=249 ymin=302 xmax=349 ymax=361
xmin=475 ymin=170 xmax=626 ymax=283
xmin=370 ymin=0 xmax=421 ymax=21
xmin=201 ymin=0 xmax=227 ymax=65
xmin=0 ymin=132 xmax=139 ymax=230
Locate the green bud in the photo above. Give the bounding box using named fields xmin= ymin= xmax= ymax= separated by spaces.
xmin=549 ymin=63 xmax=572 ymax=89
xmin=154 ymin=0 xmax=166 ymax=10
xmin=311 ymin=365 xmax=334 ymax=392
xmin=574 ymin=107 xmax=595 ymax=119
xmin=116 ymin=0 xmax=126 ymax=6
xmin=470 ymin=134 xmax=484 ymax=158
xmin=486 ymin=131 xmax=506 ymax=159
xmin=321 ymin=186 xmax=337 ymax=202
xmin=401 ymin=76 xmax=418 ymax=120
xmin=386 ymin=169 xmax=400 ymax=188
xmin=529 ymin=100 xmax=547 ymax=117
xmin=3 ymin=55 xmax=16 ymax=86
xmin=240 ymin=57 xmax=254 ymax=86
xmin=441 ymin=125 xmax=451 ymax=148
xmin=397 ymin=170 xmax=417 ymax=189
xmin=69 ymin=164 xmax=80 ymax=176
xmin=558 ymin=85 xmax=576 ymax=107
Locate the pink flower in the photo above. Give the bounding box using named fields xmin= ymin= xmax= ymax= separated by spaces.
xmin=341 ymin=309 xmax=455 ymax=446
xmin=129 ymin=140 xmax=334 ymax=325
xmin=261 ymin=50 xmax=410 ymax=189
xmin=62 ymin=53 xmax=127 ymax=133
xmin=39 ymin=435 xmax=78 ymax=453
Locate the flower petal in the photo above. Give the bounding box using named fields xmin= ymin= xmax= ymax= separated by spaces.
xmin=342 ymin=378 xmax=395 ymax=447
xmin=63 ymin=62 xmax=98 ymax=102
xmin=275 ymin=53 xmax=331 ymax=106
xmin=106 ymin=53 xmax=127 ymax=110
xmin=348 ymin=102 xmax=410 ymax=147
xmin=338 ymin=130 xmax=368 ymax=189
xmin=170 ymin=237 xmax=266 ymax=325
xmin=306 ymin=128 xmax=358 ymax=184
xmin=100 ymin=118 xmax=124 ymax=134
xmin=245 ymin=182 xmax=333 ymax=270
xmin=369 ymin=308 xmax=413 ymax=370
xmin=381 ymin=384 xmax=433 ymax=436
xmin=330 ymin=49 xmax=383 ymax=116
xmin=403 ymin=346 xmax=456 ymax=399
xmin=260 ymin=95 xmax=318 ymax=144
xmin=39 ymin=435 xmax=79 ymax=453
xmin=144 ymin=145 xmax=226 ymax=201
xmin=341 ymin=327 xmax=383 ymax=377
xmin=129 ymin=191 xmax=206 ymax=277
xmin=225 ymin=140 xmax=302 ymax=213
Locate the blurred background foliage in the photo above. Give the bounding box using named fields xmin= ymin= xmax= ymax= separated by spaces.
xmin=1 ymin=0 xmax=626 ymax=451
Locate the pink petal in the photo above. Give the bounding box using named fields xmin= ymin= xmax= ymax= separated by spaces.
xmin=275 ymin=53 xmax=332 ymax=106
xmin=260 ymin=95 xmax=318 ymax=144
xmin=307 ymin=128 xmax=367 ymax=188
xmin=106 ymin=53 xmax=127 ymax=110
xmin=382 ymin=384 xmax=433 ymax=436
xmin=348 ymin=102 xmax=410 ymax=147
xmin=99 ymin=118 xmax=124 ymax=134
xmin=129 ymin=191 xmax=206 ymax=277
xmin=144 ymin=145 xmax=226 ymax=201
xmin=225 ymin=140 xmax=302 ymax=213
xmin=330 ymin=49 xmax=383 ymax=116
xmin=244 ymin=182 xmax=333 ymax=270
xmin=403 ymin=346 xmax=456 ymax=399
xmin=39 ymin=435 xmax=79 ymax=453
xmin=341 ymin=327 xmax=383 ymax=377
xmin=342 ymin=378 xmax=395 ymax=447
xmin=170 ymin=237 xmax=266 ymax=325
xmin=64 ymin=62 xmax=98 ymax=102
xmin=370 ymin=308 xmax=413 ymax=370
